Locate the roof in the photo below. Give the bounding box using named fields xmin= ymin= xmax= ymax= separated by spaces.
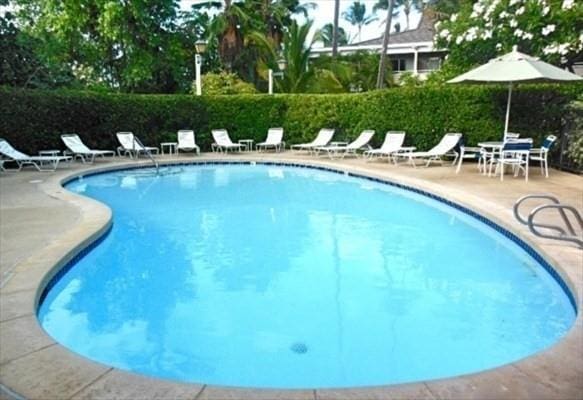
xmin=352 ymin=9 xmax=437 ymax=47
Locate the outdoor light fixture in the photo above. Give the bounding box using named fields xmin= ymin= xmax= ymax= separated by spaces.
xmin=277 ymin=58 xmax=287 ymax=71
xmin=194 ymin=40 xmax=208 ymax=96
xmin=268 ymin=57 xmax=287 ymax=95
xmin=195 ymin=40 xmax=208 ymax=54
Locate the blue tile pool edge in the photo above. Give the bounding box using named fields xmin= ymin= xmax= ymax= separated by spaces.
xmin=47 ymin=159 xmax=577 ymax=314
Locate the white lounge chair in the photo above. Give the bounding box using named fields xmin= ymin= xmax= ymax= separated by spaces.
xmin=116 ymin=132 xmax=159 ymax=158
xmin=364 ymin=131 xmax=409 ymax=162
xmin=316 ymin=130 xmax=375 ymax=159
xmin=256 ymin=128 xmax=285 ymax=152
xmin=397 ymin=133 xmax=463 ymax=167
xmin=61 ymin=134 xmax=115 ymax=164
xmin=211 ymin=129 xmax=246 ymax=153
xmin=291 ymin=129 xmax=335 ymax=153
xmin=0 ymin=138 xmax=72 ymax=171
xmin=177 ymin=130 xmax=200 ymax=155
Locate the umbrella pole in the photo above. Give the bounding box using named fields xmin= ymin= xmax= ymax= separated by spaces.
xmin=504 ymin=83 xmax=512 ymax=141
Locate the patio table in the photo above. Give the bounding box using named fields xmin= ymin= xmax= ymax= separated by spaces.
xmin=478 ymin=142 xmax=504 ymax=175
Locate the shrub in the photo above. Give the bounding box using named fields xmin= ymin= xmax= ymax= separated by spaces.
xmin=196 ymin=72 xmax=258 ymax=95
xmin=0 ymin=84 xmax=580 ymax=158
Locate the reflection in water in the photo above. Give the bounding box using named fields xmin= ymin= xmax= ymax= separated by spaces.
xmin=40 ymin=165 xmax=576 ymax=388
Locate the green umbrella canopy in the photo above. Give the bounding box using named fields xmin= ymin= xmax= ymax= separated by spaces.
xmin=448 ymin=46 xmax=582 ymax=138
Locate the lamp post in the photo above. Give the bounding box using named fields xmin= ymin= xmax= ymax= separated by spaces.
xmin=268 ymin=58 xmax=287 ymax=95
xmin=194 ymin=40 xmax=208 ymax=96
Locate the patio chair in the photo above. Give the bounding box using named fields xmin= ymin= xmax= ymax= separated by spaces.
xmin=211 ymin=129 xmax=245 ymax=153
xmin=61 ymin=134 xmax=115 ymax=164
xmin=0 ymin=138 xmax=72 ymax=171
xmin=290 ymin=129 xmax=335 ymax=153
xmin=256 ymin=128 xmax=285 ymax=152
xmin=452 ymin=137 xmax=484 ymax=174
xmin=530 ymin=135 xmax=557 ymax=178
xmin=397 ymin=133 xmax=463 ymax=167
xmin=489 ymin=138 xmax=533 ymax=182
xmin=116 ymin=132 xmax=159 ymax=158
xmin=316 ymin=130 xmax=375 ymax=159
xmin=364 ymin=131 xmax=407 ymax=162
xmin=177 ymin=130 xmax=200 ymax=155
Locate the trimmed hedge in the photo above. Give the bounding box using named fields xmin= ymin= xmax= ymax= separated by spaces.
xmin=0 ymin=84 xmax=581 ymax=154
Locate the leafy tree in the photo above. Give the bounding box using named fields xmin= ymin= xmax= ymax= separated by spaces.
xmin=13 ymin=0 xmax=188 ymax=93
xmin=343 ymin=1 xmax=378 ymax=42
xmin=318 ymin=23 xmax=349 ymax=47
xmin=433 ymin=0 xmax=583 ymax=80
xmin=1 ymin=4 xmax=48 ymax=87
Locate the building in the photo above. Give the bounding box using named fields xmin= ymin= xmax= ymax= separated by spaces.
xmin=310 ymin=10 xmax=446 ymax=80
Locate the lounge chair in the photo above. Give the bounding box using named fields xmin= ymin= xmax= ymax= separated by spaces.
xmin=61 ymin=134 xmax=115 ymax=164
xmin=177 ymin=130 xmax=200 ymax=155
xmin=489 ymin=138 xmax=533 ymax=182
xmin=116 ymin=132 xmax=159 ymax=158
xmin=256 ymin=128 xmax=285 ymax=152
xmin=396 ymin=133 xmax=462 ymax=167
xmin=211 ymin=129 xmax=246 ymax=153
xmin=364 ymin=131 xmax=409 ymax=162
xmin=530 ymin=135 xmax=557 ymax=178
xmin=316 ymin=130 xmax=375 ymax=159
xmin=291 ymin=129 xmax=335 ymax=153
xmin=0 ymin=138 xmax=72 ymax=171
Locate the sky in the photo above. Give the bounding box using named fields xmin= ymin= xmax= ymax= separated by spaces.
xmin=179 ymin=0 xmax=421 ymax=46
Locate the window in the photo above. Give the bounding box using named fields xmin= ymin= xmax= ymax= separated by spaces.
xmin=391 ymin=58 xmax=407 ymax=72
xmin=418 ymin=57 xmax=442 ymax=71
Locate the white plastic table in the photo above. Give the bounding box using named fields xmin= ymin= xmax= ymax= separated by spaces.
xmin=238 ymin=139 xmax=254 ymax=152
xmin=160 ymin=142 xmax=177 ymax=155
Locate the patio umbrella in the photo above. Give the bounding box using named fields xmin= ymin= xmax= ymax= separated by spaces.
xmin=448 ymin=46 xmax=582 ymax=141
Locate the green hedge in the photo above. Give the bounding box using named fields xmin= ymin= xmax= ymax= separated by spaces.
xmin=0 ymin=84 xmax=580 ymax=154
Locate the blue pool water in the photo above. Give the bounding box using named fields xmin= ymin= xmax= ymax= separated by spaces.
xmin=38 ymin=164 xmax=576 ymax=388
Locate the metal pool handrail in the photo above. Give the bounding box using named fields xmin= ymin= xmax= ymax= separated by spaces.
xmin=133 ymin=136 xmax=159 ymax=173
xmin=514 ymin=194 xmax=583 ymax=247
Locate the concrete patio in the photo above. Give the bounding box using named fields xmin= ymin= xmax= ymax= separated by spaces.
xmin=1 ymin=152 xmax=582 ymax=400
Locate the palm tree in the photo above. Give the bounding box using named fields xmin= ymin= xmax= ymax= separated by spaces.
xmin=332 ymin=0 xmax=340 ymax=57
xmin=318 ymin=23 xmax=349 ymax=47
xmin=277 ymin=20 xmax=317 ymax=92
xmin=372 ymin=0 xmax=400 ymax=26
xmin=252 ymin=0 xmax=317 ymax=49
xmin=194 ymin=1 xmax=248 ymax=70
xmin=396 ymin=0 xmax=423 ymax=30
xmin=376 ymin=0 xmax=395 ymax=89
xmin=342 ymin=1 xmax=378 ymax=42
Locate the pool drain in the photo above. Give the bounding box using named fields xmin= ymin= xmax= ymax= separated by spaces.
xmin=290 ymin=342 xmax=308 ymax=354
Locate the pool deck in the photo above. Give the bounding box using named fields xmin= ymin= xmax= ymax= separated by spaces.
xmin=1 ymin=152 xmax=582 ymax=400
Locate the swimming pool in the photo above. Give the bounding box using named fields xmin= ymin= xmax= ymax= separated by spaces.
xmin=38 ymin=163 xmax=576 ymax=389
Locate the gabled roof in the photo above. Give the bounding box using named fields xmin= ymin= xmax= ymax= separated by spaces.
xmin=352 ymin=9 xmax=437 ymax=46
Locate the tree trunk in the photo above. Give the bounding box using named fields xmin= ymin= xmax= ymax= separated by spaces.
xmin=376 ymin=0 xmax=394 ymax=89
xmin=332 ymin=0 xmax=340 ymax=57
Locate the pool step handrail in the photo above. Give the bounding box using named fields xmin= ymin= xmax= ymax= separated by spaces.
xmin=133 ymin=136 xmax=159 ymax=173
xmin=514 ymin=194 xmax=583 ymax=247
